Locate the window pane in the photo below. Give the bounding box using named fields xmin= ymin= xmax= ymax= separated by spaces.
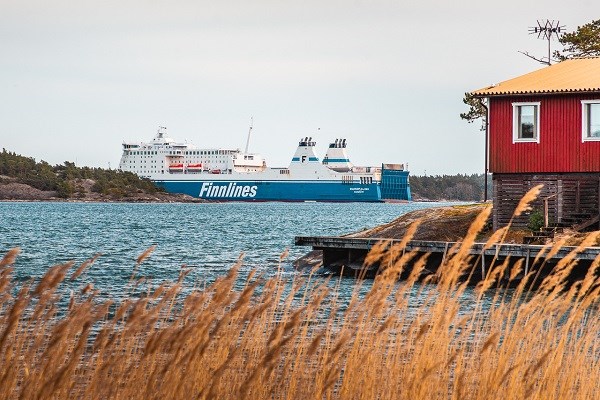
xmin=588 ymin=103 xmax=600 ymax=138
xmin=519 ymin=105 xmax=536 ymax=139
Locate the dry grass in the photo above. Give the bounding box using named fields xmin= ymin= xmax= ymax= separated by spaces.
xmin=1 ymin=202 xmax=600 ymax=399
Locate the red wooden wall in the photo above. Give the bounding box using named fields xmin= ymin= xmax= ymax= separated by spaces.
xmin=489 ymin=94 xmax=600 ymax=173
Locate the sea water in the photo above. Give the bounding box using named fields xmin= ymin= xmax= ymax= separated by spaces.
xmin=0 ymin=201 xmax=464 ymax=304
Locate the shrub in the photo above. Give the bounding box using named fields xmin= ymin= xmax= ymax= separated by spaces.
xmin=528 ymin=209 xmax=545 ymax=231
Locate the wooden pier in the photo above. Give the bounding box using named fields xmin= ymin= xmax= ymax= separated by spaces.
xmin=295 ymin=236 xmax=600 ymax=282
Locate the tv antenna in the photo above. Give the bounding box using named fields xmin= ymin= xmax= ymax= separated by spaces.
xmin=244 ymin=116 xmax=253 ymax=153
xmin=519 ymin=19 xmax=565 ymax=65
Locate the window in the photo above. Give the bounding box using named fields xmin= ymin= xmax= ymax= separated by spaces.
xmin=512 ymin=102 xmax=540 ymax=143
xmin=582 ymin=100 xmax=600 ymax=141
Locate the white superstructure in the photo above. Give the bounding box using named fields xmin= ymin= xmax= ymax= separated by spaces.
xmin=119 ymin=126 xmax=266 ymax=178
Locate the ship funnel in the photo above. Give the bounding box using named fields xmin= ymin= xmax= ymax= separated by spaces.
xmin=291 ymin=135 xmax=320 ymax=165
xmin=323 ymin=138 xmax=353 ymax=172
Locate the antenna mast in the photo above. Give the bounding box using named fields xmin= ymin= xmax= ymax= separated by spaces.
xmin=519 ymin=19 xmax=565 ymax=65
xmin=244 ymin=117 xmax=253 ymax=153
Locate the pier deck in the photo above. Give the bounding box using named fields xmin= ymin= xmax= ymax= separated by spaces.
xmin=295 ymin=236 xmax=600 ymax=281
xmin=295 ymin=236 xmax=600 ymax=260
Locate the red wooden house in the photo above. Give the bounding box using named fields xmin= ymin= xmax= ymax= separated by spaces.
xmin=472 ymin=57 xmax=600 ymax=231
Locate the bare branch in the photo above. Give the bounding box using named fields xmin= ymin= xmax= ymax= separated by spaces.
xmin=518 ymin=51 xmax=551 ymax=66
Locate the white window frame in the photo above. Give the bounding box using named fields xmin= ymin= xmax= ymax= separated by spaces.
xmin=581 ymin=100 xmax=600 ymax=142
xmin=512 ymin=102 xmax=540 ymax=143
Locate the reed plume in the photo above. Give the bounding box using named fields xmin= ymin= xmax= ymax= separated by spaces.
xmin=0 ymin=200 xmax=599 ymax=399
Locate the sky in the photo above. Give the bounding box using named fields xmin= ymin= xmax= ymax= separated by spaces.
xmin=1 ymin=0 xmax=597 ymax=175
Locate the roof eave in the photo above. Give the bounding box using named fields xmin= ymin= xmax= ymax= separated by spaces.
xmin=471 ymin=88 xmax=600 ymax=98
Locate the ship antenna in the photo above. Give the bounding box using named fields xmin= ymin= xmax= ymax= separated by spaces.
xmin=244 ymin=116 xmax=253 ymax=153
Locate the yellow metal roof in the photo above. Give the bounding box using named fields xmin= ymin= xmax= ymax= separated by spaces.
xmin=472 ymin=57 xmax=600 ymax=96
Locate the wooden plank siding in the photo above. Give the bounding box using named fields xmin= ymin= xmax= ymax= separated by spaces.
xmin=489 ymin=94 xmax=600 ymax=173
xmin=492 ymin=173 xmax=600 ymax=230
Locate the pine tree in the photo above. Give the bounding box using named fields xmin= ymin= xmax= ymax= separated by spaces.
xmin=555 ymin=19 xmax=600 ymax=60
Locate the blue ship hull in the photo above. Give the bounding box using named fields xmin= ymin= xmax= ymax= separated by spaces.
xmin=155 ymin=180 xmax=383 ymax=202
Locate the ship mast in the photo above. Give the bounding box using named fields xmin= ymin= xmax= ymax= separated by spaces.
xmin=244 ymin=117 xmax=253 ymax=154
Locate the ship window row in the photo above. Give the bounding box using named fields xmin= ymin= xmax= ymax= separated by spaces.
xmin=360 ymin=177 xmax=373 ymax=184
xmin=184 ymin=150 xmax=236 ymax=155
xmin=128 ymin=150 xmax=237 ymax=155
xmin=127 ymin=151 xmax=229 ymax=157
xmin=184 ymin=150 xmax=231 ymax=155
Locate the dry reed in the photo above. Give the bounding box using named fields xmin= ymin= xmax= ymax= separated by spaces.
xmin=1 ymin=211 xmax=600 ymax=399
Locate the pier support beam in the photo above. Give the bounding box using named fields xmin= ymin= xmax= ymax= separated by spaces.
xmin=297 ymin=237 xmax=600 ymax=285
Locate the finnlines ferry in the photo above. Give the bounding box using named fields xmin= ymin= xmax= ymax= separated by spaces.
xmin=118 ymin=127 xmax=411 ymax=202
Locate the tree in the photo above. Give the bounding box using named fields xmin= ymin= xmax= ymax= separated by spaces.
xmin=555 ymin=19 xmax=600 ymax=60
xmin=462 ymin=19 xmax=600 ymax=124
xmin=1 ymin=149 xmax=164 ymax=199
xmin=460 ymin=92 xmax=487 ymax=127
xmin=56 ymin=181 xmax=74 ymax=198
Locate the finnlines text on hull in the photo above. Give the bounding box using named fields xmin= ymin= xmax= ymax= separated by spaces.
xmin=200 ymin=182 xmax=257 ymax=198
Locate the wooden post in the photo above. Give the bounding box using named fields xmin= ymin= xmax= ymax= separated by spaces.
xmin=492 ymin=177 xmax=498 ymax=231
xmin=481 ymin=250 xmax=486 ymax=278
xmin=441 ymin=242 xmax=449 ymax=265
xmin=544 ymin=198 xmax=549 ymax=228
xmin=558 ymin=179 xmax=564 ymax=223
xmin=576 ymin=180 xmax=581 ymax=213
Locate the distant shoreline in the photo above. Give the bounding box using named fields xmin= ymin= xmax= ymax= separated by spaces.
xmin=0 ymin=181 xmax=204 ymax=204
xmin=0 ymin=197 xmax=204 ymax=204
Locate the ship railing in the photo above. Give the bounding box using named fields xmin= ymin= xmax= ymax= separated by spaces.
xmin=351 ymin=166 xmax=382 ymax=174
xmin=382 ymin=163 xmax=405 ymax=171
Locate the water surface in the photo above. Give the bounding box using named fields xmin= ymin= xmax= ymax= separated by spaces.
xmin=0 ymin=201 xmax=454 ymax=301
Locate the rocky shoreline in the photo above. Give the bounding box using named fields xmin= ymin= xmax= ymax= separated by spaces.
xmin=0 ymin=179 xmax=204 ymax=203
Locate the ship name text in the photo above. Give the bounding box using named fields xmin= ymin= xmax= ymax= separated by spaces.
xmin=199 ymin=182 xmax=258 ymax=198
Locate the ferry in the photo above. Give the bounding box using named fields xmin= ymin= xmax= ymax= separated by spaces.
xmin=118 ymin=127 xmax=411 ymax=202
